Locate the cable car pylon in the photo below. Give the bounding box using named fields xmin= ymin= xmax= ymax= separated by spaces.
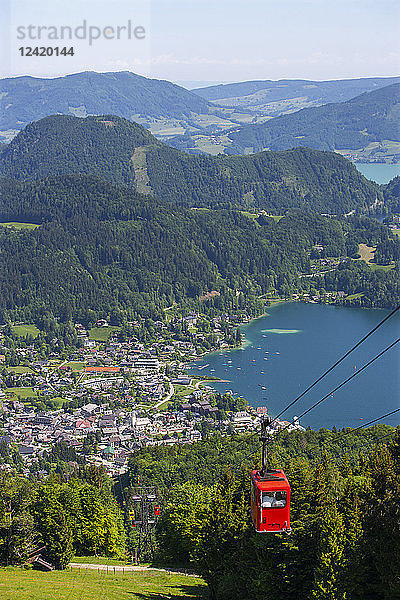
xmin=251 ymin=416 xmax=291 ymax=534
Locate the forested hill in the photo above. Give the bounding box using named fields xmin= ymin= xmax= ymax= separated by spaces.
xmin=0 ymin=115 xmax=159 ymax=186
xmin=0 ymin=175 xmax=342 ymax=320
xmin=226 ymin=83 xmax=400 ymax=156
xmin=0 ymin=71 xmax=211 ymax=132
xmin=130 ymin=429 xmax=400 ymax=600
xmin=0 ymin=174 xmax=398 ymax=322
xmin=0 ymin=114 xmax=380 ymax=214
xmin=384 ymin=176 xmax=400 ymax=212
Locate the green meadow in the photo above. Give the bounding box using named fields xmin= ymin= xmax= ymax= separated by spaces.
xmin=11 ymin=324 xmax=40 ymax=338
xmin=0 ymin=222 xmax=40 ymax=230
xmin=0 ymin=567 xmax=206 ymax=600
xmin=88 ymin=326 xmax=121 ymax=342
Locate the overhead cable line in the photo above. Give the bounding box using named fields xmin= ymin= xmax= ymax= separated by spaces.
xmin=338 ymin=408 xmax=400 ymax=436
xmin=216 ymin=337 xmax=399 ymax=483
xmin=282 ymin=406 xmax=400 ymax=437
xmin=273 ymin=305 xmax=400 ymax=422
xmin=219 ymin=427 xmax=399 ymax=500
xmin=326 ymin=429 xmax=398 ymax=462
xmin=217 ymin=410 xmax=399 ymax=499
xmin=214 ymin=310 xmax=400 ymax=487
xmin=216 ymin=306 xmax=400 ymax=462
xmin=276 ymin=338 xmax=400 ymax=435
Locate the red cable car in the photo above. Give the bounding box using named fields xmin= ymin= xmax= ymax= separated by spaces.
xmin=250 ymin=416 xmax=291 ymax=534
xmin=251 ymin=469 xmax=291 ymax=533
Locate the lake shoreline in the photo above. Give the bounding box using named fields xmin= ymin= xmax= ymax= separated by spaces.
xmin=187 ymin=299 xmax=293 ymax=364
xmin=187 ymin=303 xmax=399 ymax=429
xmin=188 ymin=299 xmax=390 ymax=366
xmin=354 ymin=162 xmax=400 ymax=184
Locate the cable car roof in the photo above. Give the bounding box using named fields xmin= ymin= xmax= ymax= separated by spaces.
xmin=251 ymin=469 xmax=290 ymax=490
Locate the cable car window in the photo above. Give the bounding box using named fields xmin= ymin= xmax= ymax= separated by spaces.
xmin=261 ymin=491 xmax=287 ymax=508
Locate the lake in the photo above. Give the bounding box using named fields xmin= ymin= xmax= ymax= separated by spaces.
xmin=188 ymin=303 xmax=400 ymax=429
xmin=354 ymin=163 xmax=400 ymax=184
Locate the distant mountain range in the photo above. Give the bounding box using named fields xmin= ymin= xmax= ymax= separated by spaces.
xmin=0 ymin=71 xmax=213 ymax=141
xmin=1 ymin=72 xmax=399 ymax=163
xmin=193 ymin=76 xmax=400 ymax=115
xmin=0 ymin=114 xmax=380 ymax=215
xmin=0 ymin=70 xmax=272 ymax=146
xmin=225 ymin=83 xmax=400 ymax=161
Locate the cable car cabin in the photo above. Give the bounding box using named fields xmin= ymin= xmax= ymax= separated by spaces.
xmin=251 ymin=469 xmax=291 ymax=534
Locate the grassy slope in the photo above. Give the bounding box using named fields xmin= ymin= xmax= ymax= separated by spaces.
xmin=358 ymin=243 xmax=376 ymax=264
xmin=88 ymin=326 xmax=121 ymax=342
xmin=5 ymin=366 xmax=34 ymax=374
xmin=11 ymin=324 xmax=40 ymax=338
xmin=63 ymin=361 xmax=86 ymax=371
xmin=0 ymin=568 xmax=206 ymax=600
xmin=5 ymin=387 xmax=37 ymax=398
xmin=72 ymin=556 xmax=129 ymax=566
xmin=0 ymin=222 xmax=40 ymax=230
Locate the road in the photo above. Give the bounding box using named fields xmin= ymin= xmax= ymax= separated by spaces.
xmin=69 ymin=562 xmax=198 ymax=576
xmin=45 ymin=359 xmax=67 ymax=392
xmin=299 ymin=268 xmax=335 ymax=278
xmin=153 ymin=380 xmax=174 ymax=410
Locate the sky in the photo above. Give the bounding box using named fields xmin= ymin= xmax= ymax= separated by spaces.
xmin=1 ymin=0 xmax=399 ymax=84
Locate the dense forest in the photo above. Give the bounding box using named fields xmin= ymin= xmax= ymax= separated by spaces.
xmin=383 ymin=176 xmax=400 ymax=213
xmin=0 ymin=115 xmax=156 ymax=186
xmin=125 ymin=427 xmax=400 ymax=600
xmin=0 ymin=113 xmax=398 ymax=329
xmin=227 ymin=83 xmax=400 ymax=155
xmin=3 ymin=426 xmax=398 ymax=600
xmin=145 ymin=144 xmax=379 ymax=212
xmin=0 ymin=175 xmax=398 ymax=323
xmin=126 ymin=424 xmax=396 ymax=491
xmin=0 ymin=465 xmax=126 ymax=569
xmin=0 ymin=114 xmax=381 ymax=213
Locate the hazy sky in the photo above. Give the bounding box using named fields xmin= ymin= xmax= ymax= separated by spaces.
xmin=151 ymin=0 xmax=400 ymax=84
xmin=1 ymin=0 xmax=399 ymax=83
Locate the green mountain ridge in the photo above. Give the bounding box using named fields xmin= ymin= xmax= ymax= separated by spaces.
xmin=0 ymin=71 xmax=211 ymax=132
xmin=226 ymin=83 xmax=400 ymax=159
xmin=194 ymin=75 xmax=400 ymax=108
xmin=0 ymin=114 xmax=381 ymax=215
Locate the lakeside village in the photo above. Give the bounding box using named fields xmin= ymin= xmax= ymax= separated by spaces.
xmin=0 ymin=305 xmax=311 ymax=479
